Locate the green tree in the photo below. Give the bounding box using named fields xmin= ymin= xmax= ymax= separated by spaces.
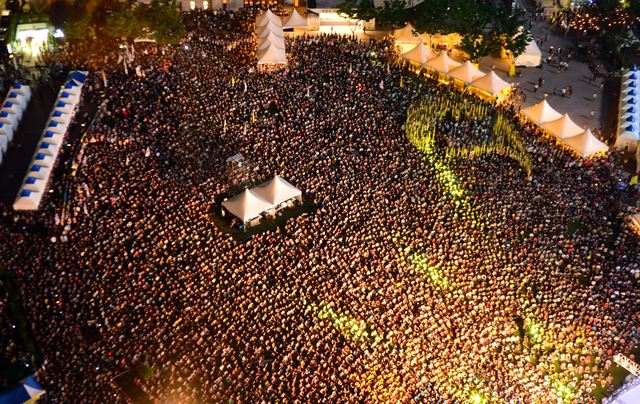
xmin=337 ymin=0 xmax=375 ymax=33
xmin=488 ymin=5 xmax=531 ymax=58
xmin=376 ymin=0 xmax=408 ymax=29
xmin=459 ymin=34 xmax=495 ymax=62
xmin=412 ymin=0 xmax=449 ymax=43
xmin=104 ymin=4 xmax=142 ymax=41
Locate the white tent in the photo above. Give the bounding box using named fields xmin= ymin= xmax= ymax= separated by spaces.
xmin=0 ymin=133 xmax=7 ymax=152
xmin=222 ymin=188 xmax=274 ymax=223
xmin=57 ymin=90 xmax=80 ymax=106
xmin=616 ymin=124 xmax=639 ymax=152
xmin=447 ymin=61 xmax=486 ymax=84
xmin=0 ymin=110 xmax=18 ymax=126
xmin=26 ymin=162 xmax=52 ymax=180
xmin=562 ymin=129 xmax=608 ymax=157
xmin=11 ymin=83 xmax=31 ymax=101
xmin=542 ymin=113 xmax=584 ymax=140
xmin=0 ymin=122 xmax=13 ymax=141
xmin=256 ymin=9 xmax=281 ymax=26
xmin=61 ymin=80 xmax=83 ymax=95
xmin=426 ymin=52 xmax=461 ymax=74
xmin=401 ymin=42 xmax=436 ymax=66
xmin=257 ymin=16 xmax=283 ymax=30
xmin=55 ymin=100 xmax=75 ymax=113
xmin=32 ymin=153 xmax=56 ymax=169
xmin=283 ymin=8 xmax=308 ymax=29
xmin=6 ymin=92 xmax=28 ymax=110
xmin=49 ymin=110 xmax=71 ymax=124
xmin=394 ymin=23 xmax=421 ymax=42
xmin=257 ymin=43 xmax=287 ymax=65
xmin=521 ymin=99 xmax=562 ymax=125
xmin=470 ymin=71 xmax=511 ymax=96
xmin=45 ymin=119 xmax=69 ymax=135
xmin=22 ymin=176 xmax=47 ymax=192
xmin=514 ymin=39 xmax=542 ymax=67
xmin=13 ymin=189 xmax=43 ymax=211
xmin=253 ymin=175 xmax=302 ymax=206
xmin=41 ymin=130 xmax=64 ymax=145
xmin=2 ymin=101 xmax=22 ymax=115
xmin=258 ymin=36 xmax=285 ymax=51
xmin=257 ymin=23 xmax=284 ymax=38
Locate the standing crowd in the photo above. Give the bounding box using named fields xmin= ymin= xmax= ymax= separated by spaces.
xmin=0 ymin=9 xmax=638 ymax=403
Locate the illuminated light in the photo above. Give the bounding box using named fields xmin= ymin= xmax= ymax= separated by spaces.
xmin=469 ymin=391 xmax=487 ymax=404
xmin=53 ymin=28 xmax=64 ymax=39
xmin=308 ymin=302 xmax=388 ymax=346
xmin=405 ymin=249 xmax=450 ymax=288
xmin=527 ymin=322 xmax=543 ymax=343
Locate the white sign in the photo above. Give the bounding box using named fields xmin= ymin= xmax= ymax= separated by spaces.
xmin=614 ymin=354 xmax=640 ymax=376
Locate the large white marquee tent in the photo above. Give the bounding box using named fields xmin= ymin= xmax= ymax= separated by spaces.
xmin=401 ymin=42 xmax=436 ymax=66
xmin=448 ymin=61 xmax=485 ymax=85
xmin=542 ymin=113 xmax=585 ymax=140
xmin=521 ymin=99 xmax=562 ymax=125
xmin=256 ymin=9 xmax=287 ymax=65
xmin=393 ymin=23 xmax=421 ymax=43
xmin=283 ymin=8 xmax=308 ymax=30
xmin=222 ymin=176 xmax=302 ymax=225
xmin=514 ymin=39 xmax=542 ymax=67
xmin=470 ymin=71 xmax=511 ymax=96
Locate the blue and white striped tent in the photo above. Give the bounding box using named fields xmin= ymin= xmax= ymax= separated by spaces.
xmin=0 ymin=376 xmax=45 ymax=404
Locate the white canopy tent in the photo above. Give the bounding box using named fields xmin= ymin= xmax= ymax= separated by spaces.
xmin=0 ymin=110 xmax=18 ymax=126
xmin=256 ymin=9 xmax=281 ymax=26
xmin=470 ymin=71 xmax=511 ymax=96
xmin=2 ymin=101 xmax=22 ymax=115
xmin=253 ymin=175 xmax=302 ymax=206
xmin=0 ymin=133 xmax=7 ymax=153
xmin=514 ymin=39 xmax=542 ymax=67
xmin=447 ymin=61 xmax=486 ymax=84
xmin=542 ymin=113 xmax=585 ymax=140
xmin=222 ymin=189 xmax=274 ymax=224
xmin=283 ymin=8 xmax=308 ymax=29
xmin=258 ymin=36 xmax=285 ymax=51
xmin=11 ymin=83 xmax=31 ymax=101
xmin=562 ymin=129 xmax=608 ymax=157
xmin=26 ymin=161 xmax=52 ymax=180
xmin=0 ymin=122 xmax=13 ymax=141
xmin=615 ymin=124 xmax=639 ymax=152
xmin=12 ymin=189 xmax=43 ymax=211
xmin=394 ymin=23 xmax=421 ymax=42
xmin=401 ymin=42 xmax=436 ymax=66
xmin=257 ymin=43 xmax=287 ymax=65
xmin=257 ymin=20 xmax=284 ymax=35
xmin=521 ymin=99 xmax=563 ymax=125
xmin=257 ymin=24 xmax=284 ymax=38
xmin=426 ymin=52 xmax=461 ymax=74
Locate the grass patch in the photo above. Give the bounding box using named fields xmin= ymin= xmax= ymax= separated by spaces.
xmin=568 ymin=220 xmax=586 ymax=235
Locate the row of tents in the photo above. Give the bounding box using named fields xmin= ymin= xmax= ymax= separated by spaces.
xmin=394 ymin=22 xmax=541 ymax=68
xmin=616 ymin=66 xmax=639 ymax=154
xmin=13 ymin=71 xmax=88 ymax=211
xmin=222 ymin=175 xmax=302 ymax=225
xmin=256 ymin=9 xmax=309 ymax=66
xmin=401 ymin=42 xmax=511 ymax=97
xmin=521 ymin=99 xmax=608 ymax=157
xmin=0 ymin=83 xmax=31 ymax=166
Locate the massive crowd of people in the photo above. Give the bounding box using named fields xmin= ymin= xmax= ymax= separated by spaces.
xmin=0 ymin=9 xmax=639 ymax=403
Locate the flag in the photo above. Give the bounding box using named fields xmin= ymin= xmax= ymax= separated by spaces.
xmin=251 ymin=111 xmax=256 ymax=123
xmin=135 ymin=65 xmax=142 ymax=77
xmin=101 ymin=69 xmax=108 ymax=87
xmin=145 ymin=147 xmax=150 ymax=157
xmin=306 ymin=86 xmax=310 ymax=98
xmin=123 ymin=58 xmax=128 ymax=75
xmin=400 ymin=76 xmax=403 ymax=88
xmin=243 ymin=80 xmax=247 ymax=93
xmin=379 ymin=80 xmax=384 ymax=89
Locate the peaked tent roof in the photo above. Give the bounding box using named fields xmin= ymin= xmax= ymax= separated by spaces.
xmin=426 ymin=52 xmax=461 ymax=74
xmin=0 ymin=376 xmax=45 ymax=404
xmin=257 ymin=43 xmax=287 ymax=65
xmin=283 ymin=8 xmax=308 ymax=29
xmin=401 ymin=42 xmax=436 ymax=66
xmin=542 ymin=113 xmax=584 ymax=140
xmin=447 ymin=61 xmax=486 ymax=84
xmin=514 ymin=39 xmax=542 ymax=67
xmin=256 ymin=9 xmax=281 ymax=26
xmin=253 ymin=175 xmax=302 ymax=205
xmin=257 ymin=14 xmax=282 ymax=28
xmin=222 ymin=189 xmax=274 ymax=222
xmin=258 ymin=35 xmax=285 ymax=51
xmin=258 ymin=24 xmax=284 ymax=38
xmin=470 ymin=70 xmax=511 ymax=95
xmin=257 ymin=20 xmax=284 ymax=35
xmin=393 ymin=23 xmax=421 ymax=42
xmin=563 ymin=129 xmax=608 ymax=157
xmin=521 ymin=99 xmax=562 ymax=125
